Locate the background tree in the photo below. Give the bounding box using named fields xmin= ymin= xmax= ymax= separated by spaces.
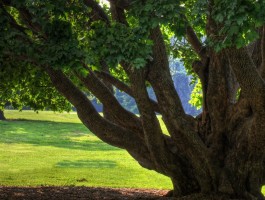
xmin=1 ymin=0 xmax=265 ymax=199
xmin=0 ymin=61 xmax=72 ymax=117
xmin=0 ymin=109 xmax=5 ymax=120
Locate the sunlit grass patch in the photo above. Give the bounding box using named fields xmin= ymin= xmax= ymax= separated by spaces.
xmin=2 ymin=110 xmax=264 ymax=195
xmin=0 ymin=110 xmax=171 ymax=189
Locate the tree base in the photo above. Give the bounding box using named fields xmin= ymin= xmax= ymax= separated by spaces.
xmin=171 ymin=193 xmax=245 ymax=200
xmin=164 ymin=190 xmax=174 ymax=197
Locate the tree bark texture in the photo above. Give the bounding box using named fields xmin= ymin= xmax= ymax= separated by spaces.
xmin=2 ymin=1 xmax=265 ymax=199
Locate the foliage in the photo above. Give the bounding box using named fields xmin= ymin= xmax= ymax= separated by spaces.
xmin=88 ymin=21 xmax=153 ymax=68
xmin=129 ymin=0 xmax=186 ymax=34
xmin=1 ymin=0 xmax=263 ymax=110
xmin=0 ymin=2 xmax=74 ymax=112
xmin=0 ymin=0 xmax=198 ymax=111
xmin=0 ymin=63 xmax=71 ymax=111
xmin=189 ymin=80 xmax=203 ymax=110
xmin=210 ymin=0 xmax=265 ymax=50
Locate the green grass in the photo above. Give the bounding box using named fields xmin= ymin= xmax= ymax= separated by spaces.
xmin=1 ymin=110 xmax=265 ymax=195
xmin=0 ymin=110 xmax=171 ymax=189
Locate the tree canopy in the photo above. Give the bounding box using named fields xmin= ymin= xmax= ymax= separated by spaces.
xmin=1 ymin=0 xmax=265 ymax=199
xmin=0 ymin=62 xmax=71 ymax=111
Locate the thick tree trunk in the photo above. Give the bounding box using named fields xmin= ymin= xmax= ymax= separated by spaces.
xmin=0 ymin=110 xmax=6 ymax=120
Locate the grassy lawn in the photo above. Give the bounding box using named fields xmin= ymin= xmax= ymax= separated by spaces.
xmin=0 ymin=110 xmax=171 ymax=189
xmin=1 ymin=110 xmax=264 ymax=195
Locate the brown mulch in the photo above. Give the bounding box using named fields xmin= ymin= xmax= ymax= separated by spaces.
xmin=0 ymin=186 xmax=244 ymax=200
xmin=0 ymin=186 xmax=172 ymax=200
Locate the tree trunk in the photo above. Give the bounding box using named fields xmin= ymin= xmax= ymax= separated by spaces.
xmin=0 ymin=110 xmax=6 ymax=120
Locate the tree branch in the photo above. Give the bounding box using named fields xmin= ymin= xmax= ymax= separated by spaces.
xmin=18 ymin=8 xmax=44 ymax=37
xmin=97 ymin=2 xmax=161 ymax=115
xmin=147 ymin=27 xmax=216 ymax=192
xmin=83 ymin=0 xmax=110 ymax=24
xmin=261 ymin=26 xmax=265 ymax=79
xmin=147 ymin=27 xmax=196 ymax=131
xmin=45 ymin=67 xmax=156 ymax=170
xmin=128 ymin=69 xmax=171 ymax=170
xmin=107 ymin=0 xmax=131 ymax=10
xmin=226 ymin=47 xmax=265 ymax=110
xmin=0 ymin=4 xmax=27 ymax=34
xmin=98 ymin=60 xmax=115 ymax=121
xmin=2 ymin=0 xmax=160 ymax=176
xmin=75 ymin=66 xmax=143 ymax=135
xmin=109 ymin=0 xmax=128 ymax=25
xmin=125 ymin=66 xmax=195 ymax=193
xmin=94 ymin=71 xmax=133 ymax=95
xmin=186 ymin=25 xmax=207 ymax=60
xmin=5 ymin=37 xmax=157 ymax=178
xmin=94 ymin=71 xmax=160 ymax=113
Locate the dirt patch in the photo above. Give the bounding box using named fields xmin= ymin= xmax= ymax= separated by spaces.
xmin=0 ymin=186 xmax=244 ymax=200
xmin=0 ymin=186 xmax=171 ymax=200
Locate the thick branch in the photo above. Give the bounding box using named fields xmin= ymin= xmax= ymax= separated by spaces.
xmin=261 ymin=26 xmax=265 ymax=79
xmin=94 ymin=71 xmax=160 ymax=113
xmin=247 ymin=28 xmax=264 ymax=72
xmin=107 ymin=0 xmax=131 ymax=10
xmin=125 ymin=67 xmax=195 ymax=196
xmin=45 ymin=67 xmax=156 ymax=170
xmin=0 ymin=4 xmax=27 ymax=34
xmin=99 ymin=60 xmax=115 ymax=120
xmin=75 ymin=67 xmax=143 ymax=135
xmin=46 ymin=68 xmax=133 ymax=148
xmin=83 ymin=0 xmax=110 ymax=23
xmin=147 ymin=27 xmax=196 ymax=132
xmin=6 ymin=43 xmax=157 ymax=176
xmin=129 ymin=70 xmax=168 ymax=165
xmin=109 ymin=1 xmax=128 ymax=25
xmin=18 ymin=8 xmax=44 ymax=37
xmin=186 ymin=25 xmax=207 ymax=60
xmin=94 ymin=71 xmax=133 ymax=96
xmin=226 ymin=47 xmax=265 ymax=110
xmin=147 ymin=27 xmax=216 ymax=192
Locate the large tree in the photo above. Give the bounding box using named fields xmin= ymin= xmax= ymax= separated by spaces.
xmin=0 ymin=109 xmax=5 ymax=120
xmin=1 ymin=0 xmax=265 ymax=199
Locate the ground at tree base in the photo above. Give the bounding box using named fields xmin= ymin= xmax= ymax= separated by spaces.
xmin=0 ymin=186 xmax=244 ymax=200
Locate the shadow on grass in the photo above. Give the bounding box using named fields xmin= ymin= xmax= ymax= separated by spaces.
xmin=55 ymin=160 xmax=117 ymax=168
xmin=0 ymin=120 xmax=119 ymax=151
